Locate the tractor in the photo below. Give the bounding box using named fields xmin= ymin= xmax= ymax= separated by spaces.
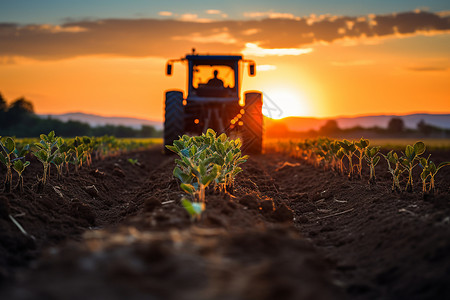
xmin=164 ymin=49 xmax=263 ymax=153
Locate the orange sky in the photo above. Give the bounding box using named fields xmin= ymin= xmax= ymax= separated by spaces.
xmin=1 ymin=10 xmax=449 ymax=121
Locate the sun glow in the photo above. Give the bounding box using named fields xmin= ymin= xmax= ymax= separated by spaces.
xmin=261 ymin=87 xmax=312 ymax=119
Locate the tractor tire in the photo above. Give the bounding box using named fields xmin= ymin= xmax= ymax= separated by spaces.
xmin=242 ymin=92 xmax=263 ymax=154
xmin=164 ymin=91 xmax=184 ymax=153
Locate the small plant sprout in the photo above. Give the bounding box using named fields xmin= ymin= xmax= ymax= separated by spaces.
xmin=383 ymin=150 xmax=404 ymax=193
xmin=33 ymin=131 xmax=59 ymax=188
xmin=52 ymin=155 xmax=64 ymax=180
xmin=355 ymin=138 xmax=370 ymax=179
xmin=14 ymin=143 xmax=30 ymax=161
xmin=168 ymin=134 xmax=219 ymax=203
xmin=364 ymin=146 xmax=380 ymax=185
xmin=0 ymin=137 xmax=16 ymax=193
xmin=127 ymin=158 xmax=141 ymax=166
xmin=400 ymin=141 xmax=426 ymax=192
xmin=70 ymin=141 xmax=85 ymax=174
xmin=12 ymin=159 xmax=30 ymax=193
xmin=338 ymin=140 xmax=357 ymax=179
xmin=81 ymin=136 xmax=93 ymax=167
xmin=181 ymin=198 xmax=205 ymax=221
xmin=55 ymin=139 xmax=72 ymax=176
xmin=419 ymin=156 xmax=450 ymax=194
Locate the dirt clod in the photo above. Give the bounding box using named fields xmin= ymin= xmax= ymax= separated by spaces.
xmin=238 ymin=194 xmax=259 ymax=209
xmin=143 ymin=197 xmax=161 ymax=212
xmin=273 ymin=203 xmax=294 ymax=222
xmin=84 ymin=185 xmax=99 ymax=198
xmin=112 ymin=167 xmax=125 ymax=178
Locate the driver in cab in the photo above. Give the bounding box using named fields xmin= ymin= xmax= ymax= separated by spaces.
xmin=207 ymin=70 xmax=224 ymax=88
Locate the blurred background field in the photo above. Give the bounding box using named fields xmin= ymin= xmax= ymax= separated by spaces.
xmin=264 ymin=138 xmax=450 ymax=152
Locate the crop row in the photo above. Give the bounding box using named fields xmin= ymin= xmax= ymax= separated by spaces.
xmin=0 ymin=132 xmax=156 ymax=194
xmin=274 ymin=137 xmax=449 ymax=194
xmin=167 ymin=129 xmax=248 ymax=219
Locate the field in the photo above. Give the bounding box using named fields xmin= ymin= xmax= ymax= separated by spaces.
xmin=1 ymin=136 xmax=450 ymax=299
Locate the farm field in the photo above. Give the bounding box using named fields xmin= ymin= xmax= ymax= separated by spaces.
xmin=1 ymin=139 xmax=450 ymax=299
xmin=265 ymin=138 xmax=450 ymax=151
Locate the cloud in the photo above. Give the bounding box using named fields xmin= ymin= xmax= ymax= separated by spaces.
xmin=241 ymin=28 xmax=260 ymax=35
xmin=0 ymin=10 xmax=448 ymax=60
xmin=158 ymin=11 xmax=173 ymax=17
xmin=173 ymin=31 xmax=237 ymax=44
xmin=19 ymin=24 xmax=88 ymax=33
xmin=437 ymin=11 xmax=450 ymax=17
xmin=0 ymin=55 xmax=17 ymax=65
xmin=243 ymin=11 xmax=300 ymax=20
xmin=242 ymin=43 xmax=313 ymax=57
xmin=206 ymin=10 xmax=221 ymax=15
xmin=178 ymin=13 xmax=212 ymax=23
xmin=256 ymin=65 xmax=277 ymax=71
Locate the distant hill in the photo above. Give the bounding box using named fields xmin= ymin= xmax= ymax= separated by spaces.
xmin=266 ymin=113 xmax=450 ymax=132
xmin=39 ymin=112 xmax=163 ymax=130
xmin=39 ymin=112 xmax=450 ymax=132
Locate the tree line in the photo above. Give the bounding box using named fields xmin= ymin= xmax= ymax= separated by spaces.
xmin=0 ymin=93 xmax=162 ymax=138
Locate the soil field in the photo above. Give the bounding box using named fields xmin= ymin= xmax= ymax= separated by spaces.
xmin=0 ymin=146 xmax=449 ymax=299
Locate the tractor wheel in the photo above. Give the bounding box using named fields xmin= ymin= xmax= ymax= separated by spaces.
xmin=164 ymin=91 xmax=184 ymax=153
xmin=242 ymin=92 xmax=263 ymax=154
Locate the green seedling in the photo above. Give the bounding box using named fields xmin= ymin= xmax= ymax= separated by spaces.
xmin=364 ymin=146 xmax=380 ymax=185
xmin=12 ymin=159 xmax=30 ymax=193
xmin=13 ymin=143 xmax=30 ymax=160
xmin=400 ymin=141 xmax=426 ymax=192
xmin=69 ymin=138 xmax=86 ymax=174
xmin=338 ymin=140 xmax=357 ymax=179
xmin=52 ymin=155 xmax=64 ymax=180
xmin=335 ymin=147 xmax=345 ymax=175
xmin=170 ymin=139 xmax=222 ymax=203
xmin=314 ymin=138 xmax=334 ymax=170
xmin=127 ymin=158 xmax=141 ymax=166
xmin=181 ymin=198 xmax=205 ymax=220
xmin=81 ymin=136 xmax=93 ymax=167
xmin=355 ymin=138 xmax=370 ymax=179
xmin=210 ymin=133 xmax=247 ymax=192
xmin=56 ymin=139 xmax=72 ymax=176
xmin=382 ymin=150 xmax=404 ymax=193
xmin=327 ymin=141 xmax=345 ymax=175
xmin=0 ymin=137 xmax=16 ymax=193
xmin=32 ymin=131 xmax=58 ymax=187
xmin=420 ymin=156 xmax=450 ymax=194
xmin=167 ymin=129 xmax=247 ymax=205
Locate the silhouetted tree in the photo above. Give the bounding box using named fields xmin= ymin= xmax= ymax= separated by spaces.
xmin=387 ymin=118 xmax=405 ymax=133
xmin=114 ymin=125 xmax=138 ymax=138
xmin=319 ymin=120 xmax=340 ymax=135
xmin=417 ymin=119 xmax=443 ymax=137
xmin=140 ymin=125 xmax=157 ymax=137
xmin=0 ymin=93 xmax=7 ymax=129
xmin=6 ymin=97 xmax=34 ymax=124
xmin=417 ymin=120 xmax=431 ymax=136
xmin=0 ymin=93 xmax=7 ymax=112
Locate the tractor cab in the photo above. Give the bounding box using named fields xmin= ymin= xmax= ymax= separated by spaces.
xmin=166 ymin=51 xmax=255 ymax=102
xmin=188 ymin=55 xmax=240 ymax=100
xmin=164 ymin=50 xmax=262 ymax=154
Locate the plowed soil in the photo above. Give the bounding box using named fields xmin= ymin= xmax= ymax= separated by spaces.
xmin=0 ymin=146 xmax=449 ymax=300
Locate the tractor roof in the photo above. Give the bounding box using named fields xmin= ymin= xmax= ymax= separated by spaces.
xmin=185 ymin=55 xmax=243 ymax=62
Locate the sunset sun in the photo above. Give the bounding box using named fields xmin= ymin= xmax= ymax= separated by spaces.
xmin=262 ymin=86 xmax=312 ymax=119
